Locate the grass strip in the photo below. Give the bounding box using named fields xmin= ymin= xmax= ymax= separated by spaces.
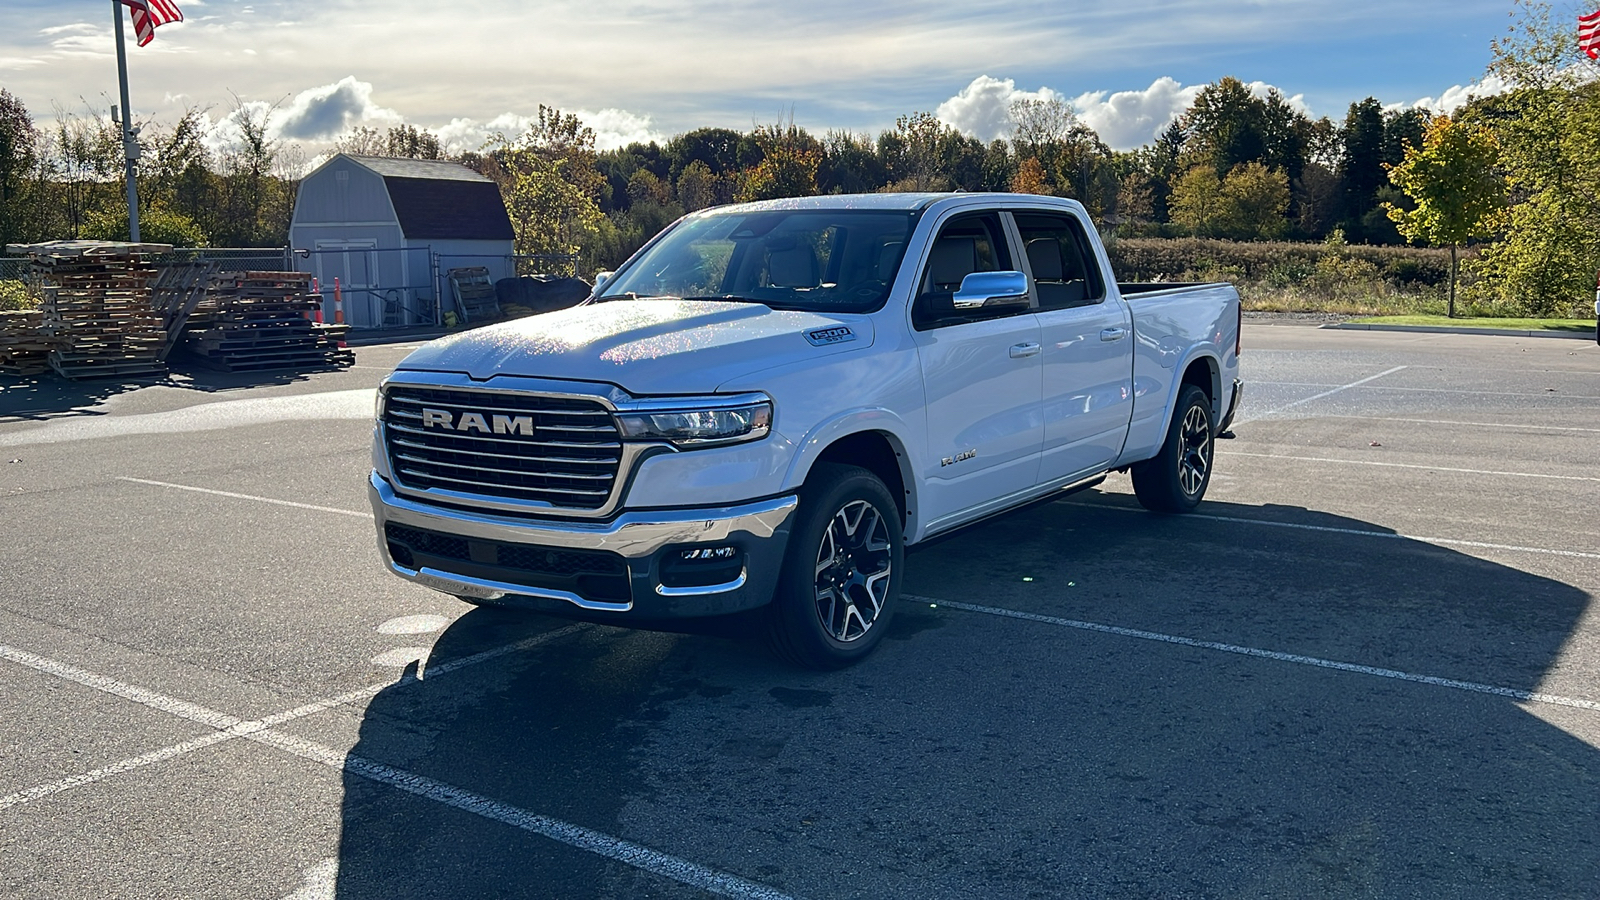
xmin=1350 ymin=315 xmax=1595 ymax=333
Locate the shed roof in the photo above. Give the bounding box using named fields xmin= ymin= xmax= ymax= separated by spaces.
xmin=384 ymin=177 xmax=515 ymax=241
xmin=346 ymin=155 xmax=493 ymax=183
xmin=316 ymin=154 xmax=512 ymax=242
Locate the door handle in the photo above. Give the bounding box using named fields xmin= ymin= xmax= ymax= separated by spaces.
xmin=1009 ymin=342 xmax=1041 ymax=358
xmin=1100 ymin=327 xmax=1126 ymax=342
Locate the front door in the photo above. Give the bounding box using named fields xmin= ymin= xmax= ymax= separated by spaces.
xmin=911 ymin=211 xmax=1044 ymax=532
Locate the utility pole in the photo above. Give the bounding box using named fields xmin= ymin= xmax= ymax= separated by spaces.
xmin=112 ymin=0 xmax=141 ymax=242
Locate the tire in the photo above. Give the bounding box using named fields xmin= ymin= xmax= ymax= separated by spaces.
xmin=1131 ymin=384 xmax=1215 ymax=513
xmin=767 ymin=463 xmax=904 ymax=669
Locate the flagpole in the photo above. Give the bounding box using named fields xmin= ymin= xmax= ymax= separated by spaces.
xmin=112 ymin=0 xmax=141 ymax=242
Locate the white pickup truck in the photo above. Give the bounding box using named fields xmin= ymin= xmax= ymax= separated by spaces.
xmin=370 ymin=193 xmax=1243 ymax=667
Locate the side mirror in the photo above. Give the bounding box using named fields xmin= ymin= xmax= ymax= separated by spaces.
xmin=952 ymin=270 xmax=1029 ymax=310
xmin=593 ymin=270 xmax=615 ymax=290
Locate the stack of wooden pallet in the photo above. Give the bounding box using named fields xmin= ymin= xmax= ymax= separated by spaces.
xmin=448 ymin=267 xmax=500 ymax=322
xmin=179 ymin=271 xmax=354 ymax=372
xmin=0 ymin=309 xmax=53 ymax=376
xmin=6 ymin=241 xmax=172 ymax=380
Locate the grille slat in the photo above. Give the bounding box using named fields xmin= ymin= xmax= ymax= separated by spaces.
xmin=384 ymin=386 xmax=622 ymax=509
xmin=390 ymin=437 xmax=617 ymax=466
xmin=385 ymin=419 xmax=622 ymax=449
xmin=397 ymin=469 xmax=610 ymax=497
xmin=394 ymin=453 xmax=615 ymax=481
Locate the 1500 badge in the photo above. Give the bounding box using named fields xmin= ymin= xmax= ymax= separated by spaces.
xmin=804 ymin=326 xmax=856 ymax=346
xmin=941 ymin=449 xmax=977 ymax=467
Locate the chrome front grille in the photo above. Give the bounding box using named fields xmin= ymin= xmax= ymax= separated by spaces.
xmin=382 ymin=386 xmax=621 ymax=509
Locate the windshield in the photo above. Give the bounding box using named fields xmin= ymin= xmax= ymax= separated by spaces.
xmin=595 ymin=209 xmax=920 ymax=313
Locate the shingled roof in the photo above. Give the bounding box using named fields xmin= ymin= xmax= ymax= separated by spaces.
xmin=344 ymin=155 xmax=514 ymax=242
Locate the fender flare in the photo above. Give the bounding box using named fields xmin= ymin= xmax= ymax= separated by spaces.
xmin=1163 ymin=348 xmax=1223 ymax=424
xmin=782 ymin=408 xmax=920 ymax=519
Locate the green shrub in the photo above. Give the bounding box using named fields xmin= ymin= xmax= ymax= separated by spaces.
xmin=0 ymin=280 xmax=38 ymax=311
xmin=1106 ymin=237 xmax=1462 ymax=287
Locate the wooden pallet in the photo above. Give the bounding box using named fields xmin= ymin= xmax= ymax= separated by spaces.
xmin=176 ymin=272 xmax=354 ymax=372
xmin=449 ymin=267 xmax=500 ymax=323
xmin=0 ymin=309 xmax=52 ymax=376
xmin=15 ymin=244 xmax=170 ymax=380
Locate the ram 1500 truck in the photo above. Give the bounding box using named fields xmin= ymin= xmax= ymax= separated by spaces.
xmin=370 ymin=193 xmax=1243 ymax=668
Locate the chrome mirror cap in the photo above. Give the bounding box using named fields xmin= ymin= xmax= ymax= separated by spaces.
xmin=953 ymin=270 xmax=1029 ymax=310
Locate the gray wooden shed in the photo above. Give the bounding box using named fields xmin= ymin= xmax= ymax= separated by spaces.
xmin=289 ymin=154 xmax=515 ymax=327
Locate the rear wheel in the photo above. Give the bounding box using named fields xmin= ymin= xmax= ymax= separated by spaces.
xmin=1131 ymin=384 xmax=1214 ymax=513
xmin=767 ymin=463 xmax=903 ymax=669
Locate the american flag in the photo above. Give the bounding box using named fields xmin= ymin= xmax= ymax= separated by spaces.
xmin=1582 ymin=8 xmax=1600 ymax=60
xmin=118 ymin=0 xmax=183 ymax=47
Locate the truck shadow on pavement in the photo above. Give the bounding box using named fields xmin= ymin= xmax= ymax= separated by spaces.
xmin=330 ymin=493 xmax=1598 ymax=899
xmin=0 ymin=367 xmax=341 ymax=420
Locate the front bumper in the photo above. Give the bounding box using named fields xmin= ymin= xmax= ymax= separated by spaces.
xmin=369 ymin=472 xmax=797 ymax=619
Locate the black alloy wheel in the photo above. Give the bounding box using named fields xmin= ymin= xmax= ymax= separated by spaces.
xmin=768 ymin=463 xmax=904 ymax=669
xmin=1131 ymin=384 xmax=1215 ymax=513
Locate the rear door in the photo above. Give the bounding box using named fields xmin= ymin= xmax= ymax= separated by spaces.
xmin=1014 ymin=211 xmax=1135 ymax=483
xmin=910 ymin=210 xmax=1044 ymax=532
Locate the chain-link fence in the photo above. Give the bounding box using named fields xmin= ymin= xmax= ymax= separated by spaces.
xmin=513 ymin=254 xmax=580 ymax=278
xmin=0 ymin=257 xmax=27 ymax=283
xmin=2 ymin=246 xmax=588 ymax=328
xmin=150 ymin=247 xmax=295 ymax=273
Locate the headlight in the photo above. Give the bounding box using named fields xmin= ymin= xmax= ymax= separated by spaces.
xmin=614 ymin=396 xmax=772 ymax=448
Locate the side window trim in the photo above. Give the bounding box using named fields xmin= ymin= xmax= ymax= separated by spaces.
xmin=997 ymin=211 xmax=1038 ymax=310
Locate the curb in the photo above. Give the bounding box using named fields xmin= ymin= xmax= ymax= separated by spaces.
xmin=1322 ymin=323 xmax=1597 ymax=341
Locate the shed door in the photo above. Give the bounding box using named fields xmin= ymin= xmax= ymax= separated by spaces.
xmin=315 ymin=240 xmax=379 ymax=326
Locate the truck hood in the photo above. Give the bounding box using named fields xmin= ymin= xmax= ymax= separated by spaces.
xmin=396 ymin=299 xmax=875 ymax=394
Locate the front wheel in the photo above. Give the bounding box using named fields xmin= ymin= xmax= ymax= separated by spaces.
xmin=767 ymin=463 xmax=904 ymax=669
xmin=1131 ymin=384 xmax=1215 ymax=513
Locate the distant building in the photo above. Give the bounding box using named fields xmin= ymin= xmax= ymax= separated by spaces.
xmin=289 ymin=154 xmax=514 ymax=327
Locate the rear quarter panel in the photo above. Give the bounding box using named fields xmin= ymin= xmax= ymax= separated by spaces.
xmin=1114 ymin=283 xmax=1240 ymax=465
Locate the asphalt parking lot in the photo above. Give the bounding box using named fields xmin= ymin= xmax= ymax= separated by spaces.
xmin=0 ymin=323 xmax=1597 ymax=899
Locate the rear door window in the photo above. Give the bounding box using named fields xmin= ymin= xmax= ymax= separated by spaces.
xmin=1013 ymin=213 xmax=1106 ymax=310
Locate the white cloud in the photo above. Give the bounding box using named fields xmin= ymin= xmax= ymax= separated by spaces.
xmin=935 ymin=76 xmax=1066 ymax=143
xmin=40 ymin=23 xmax=98 ymax=36
xmin=1388 ymin=75 xmax=1509 ymax=115
xmin=1071 ymin=77 xmax=1201 ymax=150
xmin=938 ymin=75 xmax=1312 ymax=152
xmin=274 ymin=76 xmax=400 ymax=141
xmin=435 ymin=108 xmax=664 ymax=154
xmin=580 ymin=108 xmax=666 ymax=150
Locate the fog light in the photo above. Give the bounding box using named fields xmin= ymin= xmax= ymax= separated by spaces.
xmin=661 ymin=545 xmax=745 ymax=589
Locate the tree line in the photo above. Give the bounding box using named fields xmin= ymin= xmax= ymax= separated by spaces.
xmin=0 ymin=2 xmax=1592 ymax=315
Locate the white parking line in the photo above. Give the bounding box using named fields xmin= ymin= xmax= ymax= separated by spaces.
xmin=117 ymin=477 xmax=370 ymax=518
xmin=920 ymin=597 xmax=1600 ymax=713
xmin=0 ymin=635 xmax=796 ymax=899
xmin=1235 ymin=365 xmax=1407 ymax=424
xmin=1058 ymin=501 xmax=1600 ymax=560
xmin=1218 ymin=451 xmax=1600 ymax=483
xmin=1316 ymin=415 xmax=1600 ymax=434
xmin=0 ymin=626 xmax=583 ymax=809
xmin=255 ymin=730 xmax=798 ymax=900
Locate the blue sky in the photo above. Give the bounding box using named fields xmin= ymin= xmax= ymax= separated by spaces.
xmin=0 ymin=0 xmax=1523 ymax=154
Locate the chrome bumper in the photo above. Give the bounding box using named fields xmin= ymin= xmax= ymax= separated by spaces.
xmin=369 ymin=472 xmax=798 ymax=618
